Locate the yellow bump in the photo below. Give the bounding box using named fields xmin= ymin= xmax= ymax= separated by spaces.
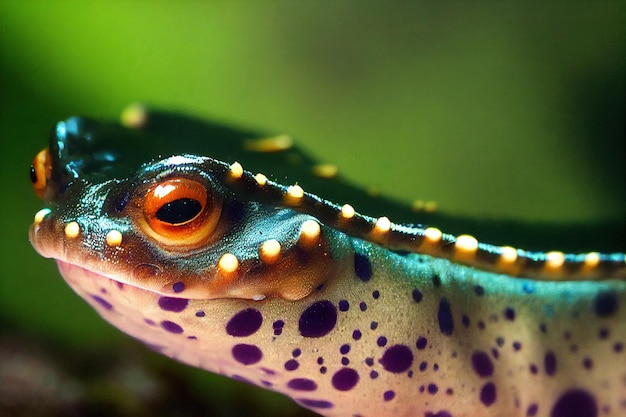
xmin=244 ymin=134 xmax=293 ymax=152
xmin=312 ymin=164 xmax=338 ymax=179
xmin=218 ymin=253 xmax=239 ymax=273
xmin=287 ymin=184 xmax=304 ymax=199
xmin=254 ymin=173 xmax=268 ymax=186
xmin=424 ymin=201 xmax=438 ymax=213
xmin=64 ymin=221 xmax=80 ymax=239
xmin=545 ymin=251 xmax=565 ymax=269
xmin=373 ymin=216 xmax=391 ymax=234
xmin=411 ymin=200 xmax=425 ymax=212
xmin=455 ymin=234 xmax=479 ymax=253
xmin=340 ymin=204 xmax=355 ymax=219
xmin=105 ymin=230 xmax=123 ymax=247
xmin=120 ymin=103 xmax=147 ymax=128
xmin=499 ymin=246 xmax=518 ymax=264
xmin=34 ymin=208 xmax=51 ymax=226
xmin=299 ymin=219 xmax=321 ymax=247
xmin=424 ymin=227 xmax=442 ymax=244
xmin=229 ymin=161 xmax=243 ymax=179
xmin=584 ymin=252 xmax=600 ymax=268
xmin=259 ymin=239 xmax=281 ymax=264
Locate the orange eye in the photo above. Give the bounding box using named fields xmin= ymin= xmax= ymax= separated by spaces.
xmin=141 ymin=178 xmax=221 ymax=249
xmin=30 ymin=148 xmax=52 ymax=199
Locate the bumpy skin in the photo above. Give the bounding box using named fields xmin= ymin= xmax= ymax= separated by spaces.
xmin=29 ymin=108 xmax=626 ymax=417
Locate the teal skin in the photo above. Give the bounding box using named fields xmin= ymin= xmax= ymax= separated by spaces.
xmin=29 ymin=106 xmax=626 ymax=417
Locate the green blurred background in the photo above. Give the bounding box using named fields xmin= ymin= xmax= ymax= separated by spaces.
xmin=0 ymin=2 xmax=624 ymax=416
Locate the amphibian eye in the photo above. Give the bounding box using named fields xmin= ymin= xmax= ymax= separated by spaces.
xmin=141 ymin=178 xmax=222 ymax=249
xmin=31 ymin=148 xmax=52 ymax=199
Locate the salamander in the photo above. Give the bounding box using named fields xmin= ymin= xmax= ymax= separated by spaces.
xmin=29 ymin=105 xmax=626 ymax=417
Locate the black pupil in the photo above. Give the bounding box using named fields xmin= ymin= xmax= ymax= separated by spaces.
xmin=156 ymin=198 xmax=203 ymax=224
xmin=29 ymin=165 xmax=38 ymax=184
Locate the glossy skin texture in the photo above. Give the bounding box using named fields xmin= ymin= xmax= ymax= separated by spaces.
xmin=30 ymin=107 xmax=626 ymax=416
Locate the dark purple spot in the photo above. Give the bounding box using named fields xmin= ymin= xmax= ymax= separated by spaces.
xmin=471 ymin=351 xmax=494 ymax=378
xmin=594 ymin=290 xmax=618 ymax=317
xmin=298 ymin=300 xmax=337 ymax=338
xmin=432 ymin=273 xmax=441 ymax=287
xmin=370 ymin=321 xmax=378 ymax=330
xmin=370 ymin=370 xmax=378 ymax=379
xmin=513 ymin=341 xmax=522 ymax=351
xmin=232 ymin=344 xmax=262 ymax=365
xmin=91 ymin=295 xmax=113 ymax=311
xmin=352 ymin=330 xmax=362 ymax=340
xmin=187 ymin=335 xmax=197 ymax=340
xmin=172 ymin=281 xmax=185 ymax=293
xmin=433 ymin=363 xmax=439 ymax=371
xmin=540 ymin=323 xmax=547 ymax=333
xmin=412 ymin=288 xmax=423 ymax=302
xmin=491 ymin=348 xmax=499 ymax=359
xmin=365 ymin=357 xmax=374 ymax=366
xmin=331 ymin=368 xmax=359 ymax=391
xmin=195 ymin=310 xmax=205 ymax=317
xmin=496 ymin=337 xmax=505 ymax=347
xmin=598 ymin=328 xmax=609 ymax=339
xmin=144 ymin=318 xmax=155 ymax=326
xmin=354 ymin=253 xmax=372 ymax=281
xmin=550 ymin=389 xmax=597 ymax=417
xmin=261 ymin=380 xmax=272 ymax=387
xmin=474 ymin=285 xmax=485 ymax=296
xmin=504 ymin=307 xmax=515 ymax=321
xmin=292 ymin=348 xmax=301 ymax=357
xmin=317 ymin=357 xmax=324 ymax=365
xmin=462 ymin=314 xmax=470 ymax=327
xmin=273 ymin=319 xmax=284 ymax=336
xmin=425 ymin=412 xmax=453 ymax=417
xmin=261 ymin=367 xmax=276 ymax=375
xmin=226 ymin=308 xmax=263 ymax=337
xmin=287 ymin=378 xmax=318 ymax=391
xmin=297 ymin=398 xmax=334 ymax=409
xmin=582 ymin=357 xmax=593 ymax=369
xmin=232 ymin=374 xmax=253 ymax=384
xmin=530 ymin=364 xmax=538 ymax=374
xmin=285 ymin=359 xmax=299 ymax=371
xmin=341 ymin=357 xmax=349 ymax=365
xmin=428 ymin=383 xmax=438 ymax=394
xmin=160 ymin=320 xmax=183 ymax=334
xmin=339 ymin=299 xmax=350 ymax=312
xmin=416 ymin=336 xmax=428 ymax=350
xmin=158 ymin=296 xmax=189 ymax=312
xmin=359 ymin=301 xmax=367 ymax=312
xmin=544 ymin=351 xmax=557 ymax=376
xmin=438 ymin=297 xmax=454 ymax=335
xmin=380 ymin=344 xmax=413 ymax=373
xmin=478 ymin=320 xmax=485 ymax=330
xmin=419 ymin=361 xmax=427 ymax=371
xmin=527 ymin=403 xmax=539 ymax=416
xmin=340 ymin=344 xmax=350 ymax=354
xmin=383 ymin=390 xmax=395 ymax=401
xmin=377 ymin=336 xmax=387 ymax=347
xmin=372 ymin=290 xmax=380 ymax=299
xmin=480 ymin=382 xmax=496 ymax=406
xmin=614 ymin=342 xmax=623 ymax=353
xmin=320 ymin=366 xmax=327 ymax=374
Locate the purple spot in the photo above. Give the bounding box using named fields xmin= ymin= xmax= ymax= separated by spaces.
xmin=419 ymin=361 xmax=427 ymax=371
xmin=377 ymin=336 xmax=387 ymax=347
xmin=320 ymin=366 xmax=327 ymax=374
xmin=496 ymin=337 xmax=505 ymax=347
xmin=412 ymin=288 xmax=423 ymax=302
xmin=232 ymin=344 xmax=262 ymax=365
xmin=598 ymin=328 xmax=609 ymax=339
xmin=614 ymin=342 xmax=623 ymax=353
xmin=297 ymin=398 xmax=334 ymax=409
xmin=172 ymin=281 xmax=185 ymax=293
xmin=513 ymin=341 xmax=522 ymax=351
xmin=504 ymin=307 xmax=515 ymax=321
xmin=352 ymin=330 xmax=362 ymax=340
xmin=158 ymin=296 xmax=189 ymax=312
xmin=383 ymin=390 xmax=395 ymax=401
xmin=380 ymin=344 xmax=413 ymax=373
xmin=478 ymin=320 xmax=485 ymax=330
xmin=287 ymin=378 xmax=318 ymax=391
xmin=261 ymin=367 xmax=276 ymax=375
xmin=231 ymin=374 xmax=253 ymax=384
xmin=292 ymin=348 xmax=301 ymax=357
xmin=370 ymin=370 xmax=378 ymax=379
xmin=425 ymin=412 xmax=453 ymax=417
xmin=462 ymin=314 xmax=470 ymax=327
xmin=341 ymin=357 xmax=349 ymax=365
xmin=550 ymin=389 xmax=597 ymax=417
xmin=372 ymin=290 xmax=380 ymax=299
xmin=471 ymin=351 xmax=494 ymax=378
xmin=438 ymin=297 xmax=454 ymax=335
xmin=226 ymin=308 xmax=263 ymax=337
xmin=285 ymin=359 xmax=299 ymax=371
xmin=261 ymin=380 xmax=272 ymax=387
xmin=187 ymin=335 xmax=197 ymax=340
xmin=359 ymin=301 xmax=367 ymax=312
xmin=365 ymin=357 xmax=374 ymax=366
xmin=91 ymin=295 xmax=113 ymax=311
xmin=331 ymin=368 xmax=359 ymax=391
xmin=354 ymin=253 xmax=372 ymax=281
xmin=416 ymin=336 xmax=428 ymax=350
xmin=428 ymin=383 xmax=438 ymax=394
xmin=317 ymin=357 xmax=324 ymax=365
xmin=298 ymin=300 xmax=337 ymax=338
xmin=370 ymin=321 xmax=378 ymax=330
xmin=594 ymin=290 xmax=618 ymax=317
xmin=160 ymin=320 xmax=183 ymax=334
xmin=338 ymin=300 xmax=350 ymax=312
xmin=527 ymin=403 xmax=539 ymax=416
xmin=530 ymin=364 xmax=538 ymax=374
xmin=474 ymin=285 xmax=485 ymax=296
xmin=480 ymin=382 xmax=496 ymax=406
xmin=544 ymin=351 xmax=557 ymax=376
xmin=195 ymin=310 xmax=205 ymax=317
xmin=273 ymin=319 xmax=284 ymax=336
xmin=340 ymin=344 xmax=350 ymax=354
xmin=144 ymin=318 xmax=155 ymax=326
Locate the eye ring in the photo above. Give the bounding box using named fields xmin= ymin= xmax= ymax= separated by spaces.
xmin=141 ymin=178 xmax=222 ymax=249
xmin=31 ymin=148 xmax=52 ymax=199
